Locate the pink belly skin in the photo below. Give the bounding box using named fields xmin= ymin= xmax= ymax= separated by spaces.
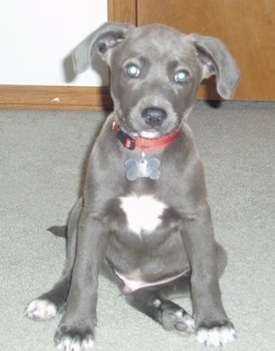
xmin=115 ymin=269 xmax=188 ymax=294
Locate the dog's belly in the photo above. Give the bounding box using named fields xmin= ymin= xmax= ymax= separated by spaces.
xmin=115 ymin=269 xmax=189 ymax=294
xmin=119 ymin=194 xmax=168 ymax=235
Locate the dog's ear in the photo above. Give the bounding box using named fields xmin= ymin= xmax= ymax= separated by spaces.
xmin=188 ymin=34 xmax=240 ymax=99
xmin=72 ymin=22 xmax=134 ymax=73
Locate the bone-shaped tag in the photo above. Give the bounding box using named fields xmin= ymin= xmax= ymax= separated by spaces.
xmin=125 ymin=157 xmax=161 ymax=181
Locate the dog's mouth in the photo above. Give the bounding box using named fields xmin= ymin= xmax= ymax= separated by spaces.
xmin=138 ymin=127 xmax=165 ymax=138
xmin=121 ymin=121 xmax=173 ymax=139
xmin=115 ymin=97 xmax=182 ymax=139
xmin=136 ymin=114 xmax=181 ymax=139
xmin=121 ymin=118 xmax=180 ymax=139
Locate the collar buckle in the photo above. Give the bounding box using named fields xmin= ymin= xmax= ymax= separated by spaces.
xmin=116 ymin=129 xmax=136 ymax=150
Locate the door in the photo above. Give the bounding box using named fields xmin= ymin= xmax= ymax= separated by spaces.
xmin=109 ymin=0 xmax=275 ymax=101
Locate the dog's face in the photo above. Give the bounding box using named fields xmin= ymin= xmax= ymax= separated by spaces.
xmin=108 ymin=26 xmax=203 ymax=137
xmin=72 ymin=23 xmax=240 ymax=137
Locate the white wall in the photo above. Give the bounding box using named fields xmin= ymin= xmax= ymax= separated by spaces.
xmin=0 ymin=0 xmax=108 ymax=86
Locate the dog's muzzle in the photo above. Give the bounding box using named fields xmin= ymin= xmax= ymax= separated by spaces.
xmin=141 ymin=107 xmax=167 ymax=127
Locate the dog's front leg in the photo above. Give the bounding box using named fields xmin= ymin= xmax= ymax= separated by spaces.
xmin=54 ymin=211 xmax=107 ymax=351
xmin=182 ymin=204 xmax=236 ymax=346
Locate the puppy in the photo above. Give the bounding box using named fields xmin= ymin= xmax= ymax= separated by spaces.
xmin=26 ymin=22 xmax=240 ymax=351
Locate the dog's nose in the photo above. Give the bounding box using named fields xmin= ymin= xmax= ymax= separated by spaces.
xmin=141 ymin=107 xmax=167 ymax=127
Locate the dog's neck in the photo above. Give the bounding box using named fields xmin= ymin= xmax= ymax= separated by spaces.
xmin=113 ymin=122 xmax=182 ymax=153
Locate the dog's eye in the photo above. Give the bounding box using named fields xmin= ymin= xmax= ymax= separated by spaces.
xmin=127 ymin=64 xmax=140 ymax=78
xmin=174 ymin=70 xmax=189 ymax=83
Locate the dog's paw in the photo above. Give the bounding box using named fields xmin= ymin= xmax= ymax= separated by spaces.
xmin=55 ymin=326 xmax=94 ymax=351
xmin=162 ymin=308 xmax=195 ymax=334
xmin=158 ymin=300 xmax=195 ymax=334
xmin=197 ymin=322 xmax=236 ymax=346
xmin=25 ymin=299 xmax=57 ymax=321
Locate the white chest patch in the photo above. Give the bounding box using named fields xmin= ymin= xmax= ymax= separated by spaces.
xmin=120 ymin=194 xmax=168 ymax=235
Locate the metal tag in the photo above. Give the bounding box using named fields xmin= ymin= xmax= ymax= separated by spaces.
xmin=125 ymin=153 xmax=161 ymax=181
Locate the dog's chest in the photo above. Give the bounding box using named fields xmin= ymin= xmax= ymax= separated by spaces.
xmin=119 ymin=194 xmax=168 ymax=235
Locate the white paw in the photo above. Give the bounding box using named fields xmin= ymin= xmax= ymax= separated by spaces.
xmin=56 ymin=336 xmax=94 ymax=351
xmin=25 ymin=299 xmax=57 ymax=321
xmin=197 ymin=325 xmax=236 ymax=346
xmin=174 ymin=310 xmax=195 ymax=333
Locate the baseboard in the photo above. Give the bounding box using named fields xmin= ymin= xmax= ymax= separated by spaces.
xmin=0 ymin=85 xmax=113 ymax=111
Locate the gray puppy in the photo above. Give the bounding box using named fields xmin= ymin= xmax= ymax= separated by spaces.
xmin=25 ymin=22 xmax=240 ymax=351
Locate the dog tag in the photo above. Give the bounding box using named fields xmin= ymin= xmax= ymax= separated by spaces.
xmin=125 ymin=154 xmax=161 ymax=181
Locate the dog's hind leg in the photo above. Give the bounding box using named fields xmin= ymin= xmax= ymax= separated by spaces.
xmin=125 ymin=286 xmax=195 ymax=334
xmin=25 ymin=198 xmax=83 ymax=321
xmin=125 ymin=244 xmax=226 ymax=335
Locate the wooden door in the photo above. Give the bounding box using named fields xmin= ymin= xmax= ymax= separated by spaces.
xmin=109 ymin=0 xmax=275 ymax=101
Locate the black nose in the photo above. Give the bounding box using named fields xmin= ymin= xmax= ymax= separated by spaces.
xmin=141 ymin=107 xmax=167 ymax=127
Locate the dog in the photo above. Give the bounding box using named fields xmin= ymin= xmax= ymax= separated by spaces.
xmin=25 ymin=22 xmax=240 ymax=351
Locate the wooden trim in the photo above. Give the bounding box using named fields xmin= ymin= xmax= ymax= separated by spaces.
xmin=0 ymin=85 xmax=112 ymax=111
xmin=108 ymin=0 xmax=137 ymax=24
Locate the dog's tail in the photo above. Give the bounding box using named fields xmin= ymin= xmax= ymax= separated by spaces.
xmin=47 ymin=226 xmax=67 ymax=238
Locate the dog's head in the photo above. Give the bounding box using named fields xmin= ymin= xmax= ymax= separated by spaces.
xmin=73 ymin=22 xmax=240 ymax=137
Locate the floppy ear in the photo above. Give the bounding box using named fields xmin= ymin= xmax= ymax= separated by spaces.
xmin=72 ymin=22 xmax=134 ymax=74
xmin=188 ymin=34 xmax=240 ymax=99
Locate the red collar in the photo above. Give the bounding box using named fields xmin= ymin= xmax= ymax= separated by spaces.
xmin=113 ymin=122 xmax=182 ymax=153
